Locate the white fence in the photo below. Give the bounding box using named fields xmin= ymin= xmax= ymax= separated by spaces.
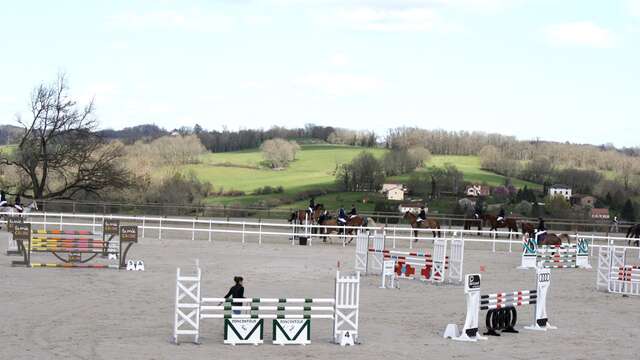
xmin=3 ymin=211 xmax=639 ymax=256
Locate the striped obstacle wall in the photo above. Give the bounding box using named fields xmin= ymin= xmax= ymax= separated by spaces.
xmin=11 ymin=220 xmax=138 ymax=270
xmin=355 ymin=230 xmax=463 ymax=285
xmin=173 ymin=266 xmax=360 ymax=346
xmin=444 ymin=267 xmax=555 ymax=342
xmin=519 ymin=236 xmax=591 ymax=269
xmin=596 ymin=245 xmax=640 ymax=297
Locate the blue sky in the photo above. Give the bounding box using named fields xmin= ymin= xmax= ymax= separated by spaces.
xmin=1 ymin=0 xmax=638 ymax=147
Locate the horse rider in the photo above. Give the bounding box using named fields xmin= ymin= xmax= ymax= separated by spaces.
xmin=537 ymin=217 xmax=547 ymax=242
xmin=0 ymin=190 xmax=7 ymax=207
xmin=349 ymin=204 xmax=357 ymax=219
xmin=14 ymin=194 xmax=23 ymax=212
xmin=417 ymin=206 xmax=427 ymax=224
xmin=611 ymin=215 xmax=619 ymax=233
xmin=337 ymin=206 xmax=347 ymax=226
xmin=473 ymin=202 xmax=482 ymax=219
xmin=497 ymin=207 xmax=506 ymax=223
xmin=308 ymin=197 xmax=315 ymax=214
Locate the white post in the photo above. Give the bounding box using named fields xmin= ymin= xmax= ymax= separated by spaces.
xmin=159 ymin=218 xmax=163 ymax=240
xmin=492 ymin=231 xmax=496 ymax=252
xmin=393 ymin=227 xmax=396 ymax=249
xmin=208 ymin=219 xmax=212 ymax=243
xmin=242 ymin=222 xmax=245 ymax=244
xmin=591 ymin=234 xmax=595 ymax=257
xmin=44 ymin=212 xmax=47 ymax=231
xmin=142 ymin=216 xmax=146 ymax=238
xmin=92 ymin=214 xmax=96 ymax=233
xmin=59 ymin=213 xmax=63 ymax=230
xmin=192 ymin=219 xmax=196 ymax=241
xmin=259 ymin=220 xmax=262 ymax=245
xmin=509 ymin=231 xmax=512 ymax=253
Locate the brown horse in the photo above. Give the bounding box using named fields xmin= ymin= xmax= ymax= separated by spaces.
xmin=482 ymin=214 xmax=518 ymax=235
xmin=626 ymin=224 xmax=640 ymax=247
xmin=521 ymin=222 xmax=536 ymax=237
xmin=287 ymin=204 xmax=325 ymax=225
xmin=463 ymin=216 xmax=482 ymax=236
xmin=317 ymin=212 xmax=340 ymax=242
xmin=403 ymin=211 xmax=440 ymax=241
xmin=538 ymin=232 xmax=571 ymax=246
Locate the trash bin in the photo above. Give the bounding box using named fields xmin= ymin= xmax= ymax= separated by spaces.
xmin=299 ymin=237 xmax=308 ymax=246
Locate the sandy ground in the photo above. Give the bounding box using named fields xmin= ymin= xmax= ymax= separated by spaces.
xmin=1 ymin=229 xmax=639 ymax=360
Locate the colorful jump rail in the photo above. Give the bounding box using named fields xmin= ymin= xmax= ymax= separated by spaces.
xmin=519 ymin=234 xmax=591 ymax=269
xmin=354 ymin=231 xmax=463 ymax=286
xmin=173 ymin=265 xmax=360 ymax=346
xmin=444 ymin=267 xmax=556 ymax=342
xmin=597 ymin=245 xmax=640 ymax=297
xmin=10 ymin=220 xmax=139 ymax=270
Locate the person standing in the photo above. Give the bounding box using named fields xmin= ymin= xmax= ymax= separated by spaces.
xmin=224 ymin=276 xmax=245 ymax=315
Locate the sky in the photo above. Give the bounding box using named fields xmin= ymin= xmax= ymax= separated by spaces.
xmin=0 ymin=0 xmax=639 ymax=147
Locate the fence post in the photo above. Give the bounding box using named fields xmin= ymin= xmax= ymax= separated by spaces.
xmin=208 ymin=218 xmax=212 ymax=243
xmin=44 ymin=212 xmax=47 ymax=231
xmin=159 ymin=218 xmax=162 ymax=240
xmin=393 ymin=227 xmax=396 ymax=249
xmin=192 ymin=219 xmax=196 ymax=241
xmin=242 ymin=222 xmax=246 ymax=244
xmin=92 ymin=214 xmax=96 ymax=233
xmin=59 ymin=213 xmax=63 ymax=230
xmin=508 ymin=231 xmax=512 ymax=253
xmin=492 ymin=231 xmax=496 ymax=252
xmin=259 ymin=219 xmax=262 ymax=245
xmin=142 ymin=216 xmax=146 ymax=238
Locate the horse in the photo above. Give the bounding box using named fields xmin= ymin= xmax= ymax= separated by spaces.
xmin=403 ymin=211 xmax=440 ymax=241
xmin=521 ymin=222 xmax=536 ymax=237
xmin=536 ymin=232 xmax=571 ymax=247
xmin=482 ymin=214 xmax=518 ymax=235
xmin=0 ymin=201 xmax=38 ymax=228
xmin=463 ymin=216 xmax=482 ymax=236
xmin=626 ymin=224 xmax=640 ymax=247
xmin=287 ymin=204 xmax=325 ymax=225
xmin=317 ymin=212 xmax=340 ymax=242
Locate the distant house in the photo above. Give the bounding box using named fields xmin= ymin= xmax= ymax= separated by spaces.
xmin=398 ymin=203 xmax=424 ymax=214
xmin=570 ymin=194 xmax=596 ymax=207
xmin=591 ymin=208 xmax=610 ymax=220
xmin=465 ymin=185 xmax=490 ymax=197
xmin=387 ymin=187 xmax=405 ymax=201
xmin=381 ymin=183 xmax=405 ymax=201
xmin=548 ymin=184 xmax=572 ymax=200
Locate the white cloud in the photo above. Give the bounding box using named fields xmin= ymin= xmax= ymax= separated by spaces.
xmin=296 ymin=72 xmax=383 ymax=96
xmin=629 ymin=0 xmax=640 ymax=17
xmin=329 ymin=53 xmax=350 ymax=66
xmin=335 ymin=7 xmax=440 ymax=32
xmin=239 ymin=81 xmax=264 ymax=89
xmin=107 ymin=11 xmax=235 ymax=32
xmin=0 ymin=96 xmax=17 ymax=105
xmin=544 ymin=22 xmax=615 ymax=48
xmin=78 ymin=82 xmax=118 ymax=104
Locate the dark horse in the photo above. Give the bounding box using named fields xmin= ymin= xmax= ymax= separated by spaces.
xmin=287 ymin=204 xmax=325 ymax=225
xmin=626 ymin=224 xmax=640 ymax=247
xmin=317 ymin=212 xmax=340 ymax=242
xmin=463 ymin=215 xmax=482 ymax=236
xmin=521 ymin=222 xmax=536 ymax=237
xmin=482 ymin=214 xmax=518 ymax=235
xmin=537 ymin=232 xmax=571 ymax=246
xmin=403 ymin=211 xmax=440 ymax=241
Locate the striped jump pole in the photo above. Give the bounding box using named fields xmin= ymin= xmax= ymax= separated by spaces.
xmin=445 ymin=267 xmax=555 ymax=342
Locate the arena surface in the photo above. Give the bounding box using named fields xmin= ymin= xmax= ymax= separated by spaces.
xmin=2 ymin=230 xmax=639 ymax=360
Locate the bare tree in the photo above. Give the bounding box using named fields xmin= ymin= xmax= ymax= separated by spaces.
xmin=0 ymin=74 xmax=130 ymax=199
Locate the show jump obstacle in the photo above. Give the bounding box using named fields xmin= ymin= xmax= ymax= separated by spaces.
xmin=355 ymin=230 xmax=463 ymax=287
xmin=174 ymin=265 xmax=361 ymax=346
xmin=519 ymin=235 xmax=591 ymax=269
xmin=444 ymin=267 xmax=555 ymax=342
xmin=5 ymin=217 xmax=24 ymax=255
xmin=597 ymin=245 xmax=640 ymax=297
xmin=10 ymin=220 xmax=140 ymax=269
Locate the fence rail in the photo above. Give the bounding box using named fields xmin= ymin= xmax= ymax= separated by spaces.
xmin=3 ymin=211 xmax=638 ymax=256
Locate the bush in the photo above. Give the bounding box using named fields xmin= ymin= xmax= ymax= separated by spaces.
xmin=261 ymin=138 xmax=300 ymax=168
xmin=336 ymin=152 xmax=385 ymax=192
xmin=253 ymin=185 xmax=285 ymax=195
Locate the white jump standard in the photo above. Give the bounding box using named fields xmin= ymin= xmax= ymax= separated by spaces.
xmin=444 ymin=267 xmax=555 ymax=342
xmin=174 ymin=265 xmax=361 ymax=346
xmin=355 ymin=231 xmax=463 ymax=286
xmin=519 ymin=235 xmax=591 ymax=269
xmin=597 ymin=245 xmax=640 ymax=297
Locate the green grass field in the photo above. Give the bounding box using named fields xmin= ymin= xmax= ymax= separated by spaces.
xmin=172 ymin=144 xmax=542 ymax=208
